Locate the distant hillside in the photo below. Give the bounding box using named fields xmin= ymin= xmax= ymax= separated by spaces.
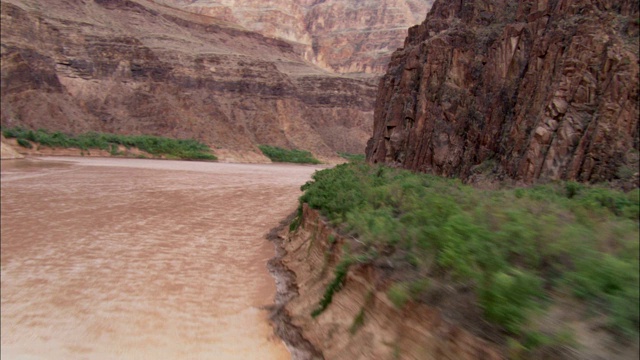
xmin=154 ymin=0 xmax=434 ymax=75
xmin=0 ymin=0 xmax=385 ymax=161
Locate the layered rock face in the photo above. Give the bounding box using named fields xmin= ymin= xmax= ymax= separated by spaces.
xmin=1 ymin=0 xmax=377 ymax=160
xmin=154 ymin=0 xmax=435 ymax=75
xmin=366 ymin=0 xmax=639 ymax=183
xmin=304 ymin=0 xmax=434 ymax=74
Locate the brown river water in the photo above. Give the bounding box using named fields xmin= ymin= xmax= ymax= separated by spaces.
xmin=1 ymin=157 xmax=322 ymax=359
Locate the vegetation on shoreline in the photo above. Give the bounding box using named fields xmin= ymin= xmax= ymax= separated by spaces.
xmin=297 ymin=162 xmax=639 ymax=352
xmin=258 ymin=145 xmax=321 ymax=164
xmin=2 ymin=127 xmax=217 ymax=161
xmin=311 ymin=258 xmax=353 ymax=317
xmin=338 ymin=152 xmax=365 ymax=162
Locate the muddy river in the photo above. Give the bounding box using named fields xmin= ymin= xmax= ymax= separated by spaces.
xmin=1 ymin=157 xmax=321 ymax=359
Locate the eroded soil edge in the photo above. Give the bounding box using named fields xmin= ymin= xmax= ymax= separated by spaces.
xmin=267 ymin=211 xmax=325 ymax=360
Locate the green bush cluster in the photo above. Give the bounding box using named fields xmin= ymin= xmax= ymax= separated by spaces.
xmin=311 ymin=259 xmax=352 ymax=317
xmin=387 ymin=282 xmax=411 ymax=308
xmin=338 ymin=152 xmax=366 ymax=162
xmin=258 ymin=145 xmax=321 ymax=164
xmin=16 ymin=137 xmax=32 ymax=148
xmin=298 ymin=163 xmax=639 ymax=338
xmin=2 ymin=127 xmax=217 ymax=161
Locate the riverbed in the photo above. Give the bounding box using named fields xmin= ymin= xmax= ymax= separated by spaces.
xmin=1 ymin=157 xmax=321 ymax=359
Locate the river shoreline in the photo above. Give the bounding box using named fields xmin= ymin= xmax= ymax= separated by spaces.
xmin=267 ymin=212 xmax=324 ymax=360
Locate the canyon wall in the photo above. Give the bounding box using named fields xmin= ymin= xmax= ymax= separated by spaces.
xmin=366 ymin=0 xmax=639 ymax=183
xmin=1 ymin=0 xmax=378 ymax=161
xmin=153 ymin=0 xmax=435 ymax=75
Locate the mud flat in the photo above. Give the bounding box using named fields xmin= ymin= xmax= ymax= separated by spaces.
xmin=1 ymin=157 xmax=321 ymax=359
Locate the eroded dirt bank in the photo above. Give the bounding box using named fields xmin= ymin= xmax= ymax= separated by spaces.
xmin=271 ymin=204 xmax=504 ymax=360
xmin=1 ymin=157 xmax=321 ymax=359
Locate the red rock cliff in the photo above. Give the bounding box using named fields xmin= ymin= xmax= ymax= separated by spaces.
xmin=366 ymin=0 xmax=639 ymax=183
xmin=1 ymin=0 xmax=377 ymax=161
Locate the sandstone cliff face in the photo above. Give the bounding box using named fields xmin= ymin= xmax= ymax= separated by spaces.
xmin=1 ymin=0 xmax=376 ymax=160
xmin=366 ymin=0 xmax=639 ymax=183
xmin=154 ymin=0 xmax=435 ymax=75
xmin=274 ymin=204 xmax=503 ymax=360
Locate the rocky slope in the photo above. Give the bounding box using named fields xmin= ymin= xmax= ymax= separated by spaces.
xmin=366 ymin=0 xmax=639 ymax=183
xmin=1 ymin=0 xmax=377 ymax=161
xmin=153 ymin=0 xmax=434 ymax=75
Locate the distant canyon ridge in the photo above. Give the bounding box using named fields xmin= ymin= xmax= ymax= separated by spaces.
xmin=0 ymin=0 xmax=433 ymax=161
xmin=155 ymin=0 xmax=433 ymax=75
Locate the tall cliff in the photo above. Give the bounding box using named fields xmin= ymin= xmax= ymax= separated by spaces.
xmin=1 ymin=0 xmax=377 ymax=161
xmin=366 ymin=0 xmax=639 ymax=183
xmin=153 ymin=0 xmax=435 ymax=75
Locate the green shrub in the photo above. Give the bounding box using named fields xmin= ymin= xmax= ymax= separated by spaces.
xmin=312 ymin=259 xmax=352 ymax=317
xmin=479 ymin=270 xmax=543 ymax=333
xmin=577 ymin=186 xmax=639 ymax=220
xmin=610 ymin=283 xmax=640 ymax=336
xmin=300 ymin=163 xmax=367 ymax=223
xmin=16 ymin=138 xmax=32 ymax=148
xmin=1 ymin=127 xmax=217 ymax=161
xmin=565 ymin=252 xmax=639 ymax=335
xmin=3 ymin=127 xmax=23 ymax=139
xmin=568 ymin=253 xmax=634 ymax=300
xmin=109 ymin=144 xmax=120 ymax=156
xmin=387 ymin=282 xmax=411 ymax=308
xmin=616 ymin=165 xmax=635 ymax=180
xmin=565 ymin=181 xmax=583 ymax=198
xmin=339 ymin=152 xmax=365 ymax=162
xmin=350 ymin=307 xmax=366 ymax=334
xmin=348 ymin=207 xmax=403 ymax=247
xmin=258 ymin=145 xmax=321 ymax=164
xmin=522 ymin=331 xmax=553 ymax=351
xmin=296 ymin=162 xmax=639 ymax=339
xmin=289 ymin=206 xmax=303 ymax=232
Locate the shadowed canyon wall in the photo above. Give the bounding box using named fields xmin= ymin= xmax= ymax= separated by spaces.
xmin=366 ymin=0 xmax=639 ymax=183
xmin=0 ymin=0 xmax=389 ymax=160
